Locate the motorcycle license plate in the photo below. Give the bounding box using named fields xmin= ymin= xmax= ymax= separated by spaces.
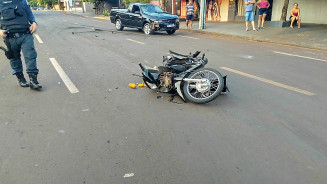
xmin=167 ymin=24 xmax=175 ymax=27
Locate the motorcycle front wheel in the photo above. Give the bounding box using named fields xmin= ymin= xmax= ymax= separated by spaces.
xmin=183 ymin=68 xmax=224 ymax=104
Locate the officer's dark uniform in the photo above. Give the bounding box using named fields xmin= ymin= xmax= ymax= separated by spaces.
xmin=0 ymin=0 xmax=41 ymax=89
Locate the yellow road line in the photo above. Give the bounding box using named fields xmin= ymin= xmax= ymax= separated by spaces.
xmin=126 ymin=38 xmax=145 ymax=45
xmin=93 ymin=17 xmax=109 ymax=20
xmin=274 ymin=51 xmax=327 ymax=62
xmin=220 ymin=67 xmax=315 ymax=96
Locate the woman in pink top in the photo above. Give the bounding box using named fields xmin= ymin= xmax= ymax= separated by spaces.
xmin=256 ymin=0 xmax=270 ymax=29
xmin=290 ymin=3 xmax=301 ymax=28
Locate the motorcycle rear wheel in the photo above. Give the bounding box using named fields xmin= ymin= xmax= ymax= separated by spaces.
xmin=183 ymin=68 xmax=224 ymax=104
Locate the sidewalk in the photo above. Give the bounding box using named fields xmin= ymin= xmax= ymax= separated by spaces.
xmin=63 ymin=11 xmax=327 ymax=51
xmin=62 ymin=11 xmax=110 ymax=20
xmin=181 ymin=21 xmax=327 ymax=51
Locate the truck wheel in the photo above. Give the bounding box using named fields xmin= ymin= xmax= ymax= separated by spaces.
xmin=166 ymin=30 xmax=176 ymax=34
xmin=115 ymin=19 xmax=124 ymax=31
xmin=143 ymin=23 xmax=154 ymax=35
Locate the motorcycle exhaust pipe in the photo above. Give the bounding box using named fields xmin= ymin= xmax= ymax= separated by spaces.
xmin=183 ymin=78 xmax=207 ymax=83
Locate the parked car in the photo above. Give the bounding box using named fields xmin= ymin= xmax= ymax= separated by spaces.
xmin=110 ymin=3 xmax=179 ymax=35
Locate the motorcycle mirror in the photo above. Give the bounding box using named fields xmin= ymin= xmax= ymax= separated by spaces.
xmin=202 ymin=53 xmax=205 ymax=60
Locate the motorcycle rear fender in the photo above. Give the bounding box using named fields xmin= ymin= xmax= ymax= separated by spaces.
xmin=142 ymin=70 xmax=157 ymax=84
xmin=174 ymin=80 xmax=186 ymax=102
xmin=174 ymin=75 xmax=188 ymax=102
xmin=139 ymin=63 xmax=158 ymax=84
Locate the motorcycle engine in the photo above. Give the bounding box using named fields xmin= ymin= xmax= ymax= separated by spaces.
xmin=159 ymin=72 xmax=173 ymax=91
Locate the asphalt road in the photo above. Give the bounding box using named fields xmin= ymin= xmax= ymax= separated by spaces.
xmin=1 ymin=11 xmax=327 ymax=184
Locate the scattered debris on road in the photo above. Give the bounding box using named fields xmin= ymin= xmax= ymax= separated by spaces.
xmin=123 ymin=173 xmax=134 ymax=178
xmin=129 ymin=83 xmax=137 ymax=89
xmin=129 ymin=83 xmax=146 ymax=89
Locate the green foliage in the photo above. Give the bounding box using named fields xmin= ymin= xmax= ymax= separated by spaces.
xmin=88 ymin=0 xmax=103 ymax=3
xmin=44 ymin=0 xmax=58 ymax=7
xmin=28 ymin=0 xmax=38 ymax=7
xmin=103 ymin=9 xmax=110 ymax=16
xmin=36 ymin=0 xmax=57 ymax=7
xmin=123 ymin=0 xmax=151 ymax=8
xmin=37 ymin=0 xmax=45 ymax=6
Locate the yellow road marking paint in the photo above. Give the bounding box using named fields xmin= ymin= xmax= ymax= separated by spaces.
xmin=126 ymin=38 xmax=145 ymax=45
xmin=220 ymin=67 xmax=315 ymax=96
xmin=273 ymin=51 xmax=327 ymax=62
xmin=93 ymin=17 xmax=109 ymax=20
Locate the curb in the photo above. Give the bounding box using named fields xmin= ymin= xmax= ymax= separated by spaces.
xmin=60 ymin=11 xmax=110 ymax=21
xmin=179 ymin=28 xmax=327 ymax=52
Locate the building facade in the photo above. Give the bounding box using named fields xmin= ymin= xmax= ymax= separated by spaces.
xmin=151 ymin=0 xmax=327 ymax=24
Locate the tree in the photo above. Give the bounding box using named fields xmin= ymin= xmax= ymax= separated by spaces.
xmin=28 ymin=0 xmax=38 ymax=7
xmin=44 ymin=0 xmax=58 ymax=8
xmin=123 ymin=0 xmax=151 ymax=8
xmin=37 ymin=0 xmax=45 ymax=6
xmin=280 ymin=0 xmax=289 ymax=21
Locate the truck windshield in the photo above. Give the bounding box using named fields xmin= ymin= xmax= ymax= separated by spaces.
xmin=140 ymin=5 xmax=164 ymax=14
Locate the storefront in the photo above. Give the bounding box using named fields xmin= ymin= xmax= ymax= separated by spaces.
xmin=151 ymin=0 xmax=326 ymax=24
xmin=153 ymin=0 xmax=229 ymax=22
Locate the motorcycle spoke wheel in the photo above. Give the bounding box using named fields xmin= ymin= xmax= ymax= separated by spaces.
xmin=183 ymin=68 xmax=225 ymax=104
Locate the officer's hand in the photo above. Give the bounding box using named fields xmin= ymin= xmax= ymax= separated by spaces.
xmin=30 ymin=22 xmax=37 ymax=33
xmin=0 ymin=30 xmax=7 ymax=38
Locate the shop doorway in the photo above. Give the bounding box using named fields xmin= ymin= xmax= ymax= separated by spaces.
xmin=266 ymin=0 xmax=273 ymax=21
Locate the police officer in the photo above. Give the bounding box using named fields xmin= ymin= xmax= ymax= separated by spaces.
xmin=0 ymin=0 xmax=42 ymax=90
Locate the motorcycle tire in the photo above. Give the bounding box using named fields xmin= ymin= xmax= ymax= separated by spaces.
xmin=183 ymin=68 xmax=224 ymax=104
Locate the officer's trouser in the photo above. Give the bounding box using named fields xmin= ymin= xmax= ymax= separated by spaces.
xmin=3 ymin=33 xmax=39 ymax=75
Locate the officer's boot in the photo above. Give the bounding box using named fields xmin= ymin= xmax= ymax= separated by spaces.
xmin=28 ymin=73 xmax=42 ymax=90
xmin=15 ymin=73 xmax=29 ymax=87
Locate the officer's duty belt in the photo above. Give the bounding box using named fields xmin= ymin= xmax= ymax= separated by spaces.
xmin=6 ymin=31 xmax=31 ymax=38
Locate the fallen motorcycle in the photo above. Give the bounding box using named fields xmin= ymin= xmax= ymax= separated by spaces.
xmin=139 ymin=50 xmax=228 ymax=104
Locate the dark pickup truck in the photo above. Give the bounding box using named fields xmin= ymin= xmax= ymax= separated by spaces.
xmin=110 ymin=3 xmax=179 ymax=35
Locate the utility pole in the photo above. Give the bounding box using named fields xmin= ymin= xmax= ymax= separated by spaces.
xmin=199 ymin=0 xmax=206 ymax=29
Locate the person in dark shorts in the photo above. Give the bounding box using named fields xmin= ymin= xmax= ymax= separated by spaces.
xmin=186 ymin=0 xmax=195 ymax=30
xmin=257 ymin=0 xmax=270 ymax=29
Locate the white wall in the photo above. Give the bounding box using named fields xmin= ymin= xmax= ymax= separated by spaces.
xmin=220 ymin=0 xmax=229 ymax=21
xmin=271 ymin=0 xmax=327 ymax=24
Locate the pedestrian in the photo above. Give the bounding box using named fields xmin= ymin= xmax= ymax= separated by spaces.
xmin=121 ymin=2 xmax=126 ymax=9
xmin=244 ymin=0 xmax=257 ymax=31
xmin=256 ymin=0 xmax=270 ymax=29
xmin=186 ymin=0 xmax=195 ymax=30
xmin=290 ymin=3 xmax=301 ymax=29
xmin=0 ymin=0 xmax=42 ymax=90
